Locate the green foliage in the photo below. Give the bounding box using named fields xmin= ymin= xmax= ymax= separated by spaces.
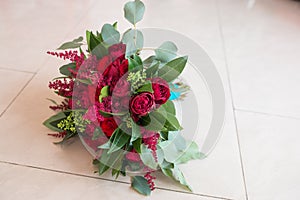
xmin=57 ymin=36 xmax=83 ymax=50
xmin=122 ymin=29 xmax=144 ymax=57
xmin=101 ymin=23 xmax=120 ymax=45
xmin=107 ymin=128 xmax=131 ymax=154
xmin=59 ymin=63 xmax=76 ymax=77
xmin=43 ymin=111 xmax=67 ymax=132
xmin=158 ymin=56 xmax=188 ymax=82
xmin=131 ymin=176 xmax=151 ymax=196
xmin=124 ymin=0 xmax=145 ymax=25
xmin=140 ymin=144 xmax=158 ymax=170
xmin=155 ymin=41 xmax=178 ymax=63
xmin=99 ymin=86 xmax=110 ymax=103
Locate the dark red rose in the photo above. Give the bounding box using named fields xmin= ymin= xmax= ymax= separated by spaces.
xmin=100 ymin=117 xmax=118 ymax=137
xmin=130 ymin=92 xmax=154 ymax=116
xmin=102 ymin=64 xmax=120 ymax=88
xmin=119 ymin=59 xmax=128 ymax=77
xmin=152 ymin=77 xmax=171 ymax=105
xmin=97 ymin=55 xmax=111 ymax=73
xmin=108 ymin=43 xmax=126 ymax=60
xmin=113 ymin=79 xmax=130 ymax=97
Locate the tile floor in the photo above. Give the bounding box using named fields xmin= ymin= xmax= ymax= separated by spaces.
xmin=0 ymin=0 xmax=299 ymax=199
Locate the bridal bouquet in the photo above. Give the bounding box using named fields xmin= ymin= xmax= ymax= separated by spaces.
xmin=44 ymin=0 xmax=201 ymax=195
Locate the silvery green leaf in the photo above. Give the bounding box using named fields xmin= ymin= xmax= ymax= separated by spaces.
xmin=124 ymin=0 xmax=145 ymax=25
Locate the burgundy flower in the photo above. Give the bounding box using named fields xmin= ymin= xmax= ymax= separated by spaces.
xmin=119 ymin=59 xmax=128 ymax=77
xmin=113 ymin=79 xmax=130 ymax=97
xmin=125 ymin=149 xmax=141 ymax=162
xmin=130 ymin=92 xmax=154 ymax=116
xmin=108 ymin=43 xmax=126 ymax=60
xmin=151 ymin=77 xmax=170 ymax=105
xmin=97 ymin=55 xmax=112 ymax=73
xmin=100 ymin=117 xmax=118 ymax=137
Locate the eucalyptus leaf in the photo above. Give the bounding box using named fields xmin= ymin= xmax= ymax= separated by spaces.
xmin=155 ymin=41 xmax=178 ymax=63
xmin=131 ymin=176 xmax=151 ymax=196
xmin=124 ymin=0 xmax=145 ymax=25
xmin=140 ymin=144 xmax=158 ymax=170
xmin=57 ymin=36 xmax=83 ymax=50
xmin=122 ymin=29 xmax=144 ymax=57
xmin=101 ymin=23 xmax=120 ymax=45
xmin=158 ymin=56 xmax=188 ymax=82
xmin=175 ymin=142 xmax=204 ymax=164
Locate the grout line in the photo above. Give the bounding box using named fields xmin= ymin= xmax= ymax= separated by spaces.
xmin=0 ymin=160 xmax=232 ymax=200
xmin=215 ymin=0 xmax=249 ymax=199
xmin=0 ymin=73 xmax=36 ymax=118
xmin=235 ymin=108 xmax=300 ymax=120
xmin=0 ymin=67 xmax=36 ymax=75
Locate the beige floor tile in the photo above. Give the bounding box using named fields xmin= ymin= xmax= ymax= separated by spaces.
xmin=0 ymin=162 xmax=218 ymax=200
xmin=218 ymin=0 xmax=300 ymax=118
xmin=0 ymin=69 xmax=33 ymax=115
xmin=235 ymin=111 xmax=300 ymax=200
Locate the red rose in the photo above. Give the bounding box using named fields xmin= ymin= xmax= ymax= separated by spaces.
xmin=152 ymin=77 xmax=171 ymax=105
xmin=100 ymin=117 xmax=118 ymax=137
xmin=97 ymin=55 xmax=111 ymax=73
xmin=102 ymin=64 xmax=120 ymax=88
xmin=119 ymin=59 xmax=128 ymax=77
xmin=130 ymin=92 xmax=154 ymax=116
xmin=108 ymin=43 xmax=126 ymax=60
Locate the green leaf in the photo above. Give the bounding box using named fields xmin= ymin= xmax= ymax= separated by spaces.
xmin=140 ymin=111 xmax=166 ymax=131
xmin=122 ymin=29 xmax=144 ymax=57
xmin=145 ymin=61 xmax=160 ymax=78
xmin=99 ymin=86 xmax=110 ymax=103
xmin=87 ymin=30 xmax=108 ymax=58
xmin=133 ymin=54 xmax=143 ymax=65
xmin=140 ymin=144 xmax=158 ymax=170
xmin=172 ymin=166 xmax=192 ymax=191
xmin=131 ymin=120 xmax=141 ymax=142
xmin=132 ymin=138 xmax=142 ymax=153
xmin=99 ymin=110 xmax=126 ymax=117
xmin=175 ymin=142 xmax=204 ymax=164
xmin=131 ymin=176 xmax=151 ymax=196
xmin=128 ymin=57 xmax=140 ymax=71
xmin=124 ymin=0 xmax=145 ymax=25
xmin=108 ymin=129 xmax=131 ymax=154
xmin=155 ymin=41 xmax=178 ymax=63
xmin=160 ymin=100 xmax=176 ymax=115
xmin=136 ymin=81 xmax=153 ymax=93
xmin=143 ymin=56 xmax=156 ymax=68
xmin=57 ymin=36 xmax=83 ymax=50
xmin=43 ymin=112 xmax=67 ymax=132
xmin=98 ymin=161 xmax=110 ymax=175
xmin=92 ymin=128 xmax=105 ymax=140
xmin=112 ymin=21 xmax=118 ymax=29
xmin=97 ymin=140 xmax=111 ymax=149
xmin=158 ymin=56 xmax=188 ymax=82
xmin=101 ymin=23 xmax=120 ymax=45
xmin=165 ymin=113 xmax=182 ymax=131
xmin=77 ymin=78 xmax=92 ymax=85
xmin=99 ymin=149 xmax=125 ymax=174
xmin=59 ymin=63 xmax=76 ymax=77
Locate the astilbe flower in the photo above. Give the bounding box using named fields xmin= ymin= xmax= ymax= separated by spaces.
xmin=48 ymin=131 xmax=67 ymax=138
xmin=144 ymin=172 xmax=156 ymax=191
xmin=49 ymin=98 xmax=71 ymax=111
xmin=142 ymin=131 xmax=160 ymax=162
xmin=47 ymin=50 xmax=85 ymax=77
xmin=48 ymin=78 xmax=74 ymax=97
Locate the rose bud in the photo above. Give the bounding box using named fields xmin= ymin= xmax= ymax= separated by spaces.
xmin=130 ymin=92 xmax=154 ymax=116
xmin=100 ymin=117 xmax=118 ymax=137
xmin=151 ymin=77 xmax=171 ymax=105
